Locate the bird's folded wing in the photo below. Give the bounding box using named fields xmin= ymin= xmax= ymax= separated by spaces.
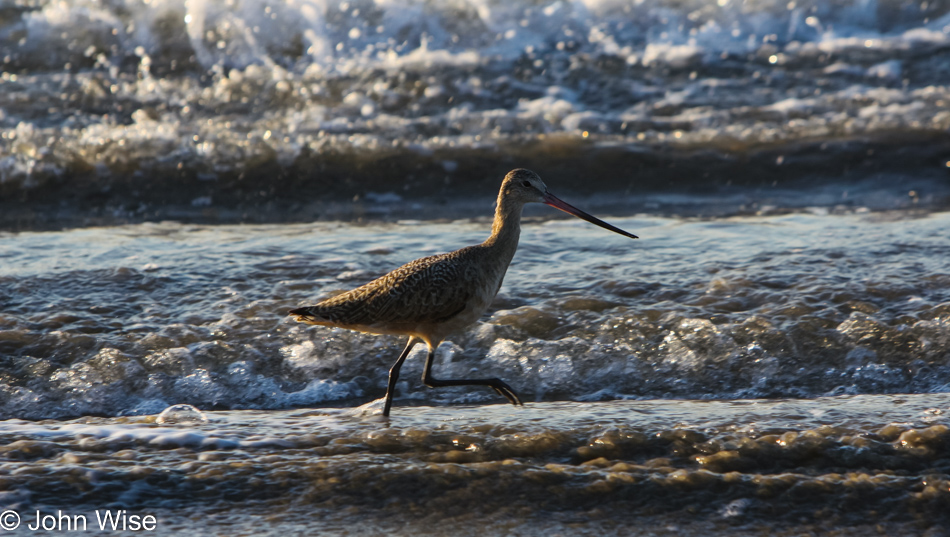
xmin=316 ymin=252 xmax=474 ymax=326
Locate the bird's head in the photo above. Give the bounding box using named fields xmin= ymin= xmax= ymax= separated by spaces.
xmin=499 ymin=168 xmax=639 ymax=240
xmin=501 ymin=168 xmax=549 ymax=204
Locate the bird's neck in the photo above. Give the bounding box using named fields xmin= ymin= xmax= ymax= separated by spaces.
xmin=483 ymin=195 xmax=524 ymax=255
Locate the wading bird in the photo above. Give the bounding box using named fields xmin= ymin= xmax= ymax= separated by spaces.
xmin=289 ymin=169 xmax=638 ymax=416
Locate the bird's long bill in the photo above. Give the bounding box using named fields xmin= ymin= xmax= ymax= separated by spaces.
xmin=543 ymin=192 xmax=639 ymax=240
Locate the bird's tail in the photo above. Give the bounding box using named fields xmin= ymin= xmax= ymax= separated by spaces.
xmin=288 ymin=306 xmax=325 ymax=324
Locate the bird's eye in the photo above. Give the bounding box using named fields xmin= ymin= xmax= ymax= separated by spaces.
xmin=522 ymin=180 xmax=531 ymax=187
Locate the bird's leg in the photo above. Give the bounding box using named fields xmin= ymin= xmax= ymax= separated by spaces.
xmin=384 ymin=337 xmax=420 ymax=417
xmin=421 ymin=345 xmax=523 ymax=407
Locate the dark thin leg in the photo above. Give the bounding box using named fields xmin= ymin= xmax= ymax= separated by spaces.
xmin=384 ymin=337 xmax=420 ymax=417
xmin=421 ymin=346 xmax=523 ymax=407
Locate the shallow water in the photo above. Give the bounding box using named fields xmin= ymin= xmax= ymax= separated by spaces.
xmin=2 ymin=396 xmax=950 ymax=535
xmin=3 ymin=187 xmax=950 ymax=535
xmin=2 ymin=208 xmax=949 ymax=533
xmin=2 ymin=210 xmax=950 ymax=419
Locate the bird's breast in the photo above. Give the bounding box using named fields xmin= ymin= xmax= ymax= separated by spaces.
xmin=468 ymin=250 xmax=514 ymax=313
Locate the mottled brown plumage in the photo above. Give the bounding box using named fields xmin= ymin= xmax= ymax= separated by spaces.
xmin=289 ymin=169 xmax=637 ymax=416
xmin=300 ymin=248 xmax=480 ymax=329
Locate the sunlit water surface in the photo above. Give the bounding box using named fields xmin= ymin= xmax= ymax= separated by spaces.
xmin=2 ymin=396 xmax=950 ymax=535
xmin=2 ymin=209 xmax=950 ymax=534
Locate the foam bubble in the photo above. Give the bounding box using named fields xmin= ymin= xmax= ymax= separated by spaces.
xmin=156 ymin=404 xmax=209 ymax=425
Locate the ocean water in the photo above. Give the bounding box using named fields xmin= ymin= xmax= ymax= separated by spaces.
xmin=2 ymin=0 xmax=950 ymax=534
xmin=3 ymin=212 xmax=950 ymax=419
xmin=1 ymin=397 xmax=950 ymax=536
xmin=1 ymin=0 xmax=949 ymax=227
xmin=2 ymin=211 xmax=950 ymax=534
